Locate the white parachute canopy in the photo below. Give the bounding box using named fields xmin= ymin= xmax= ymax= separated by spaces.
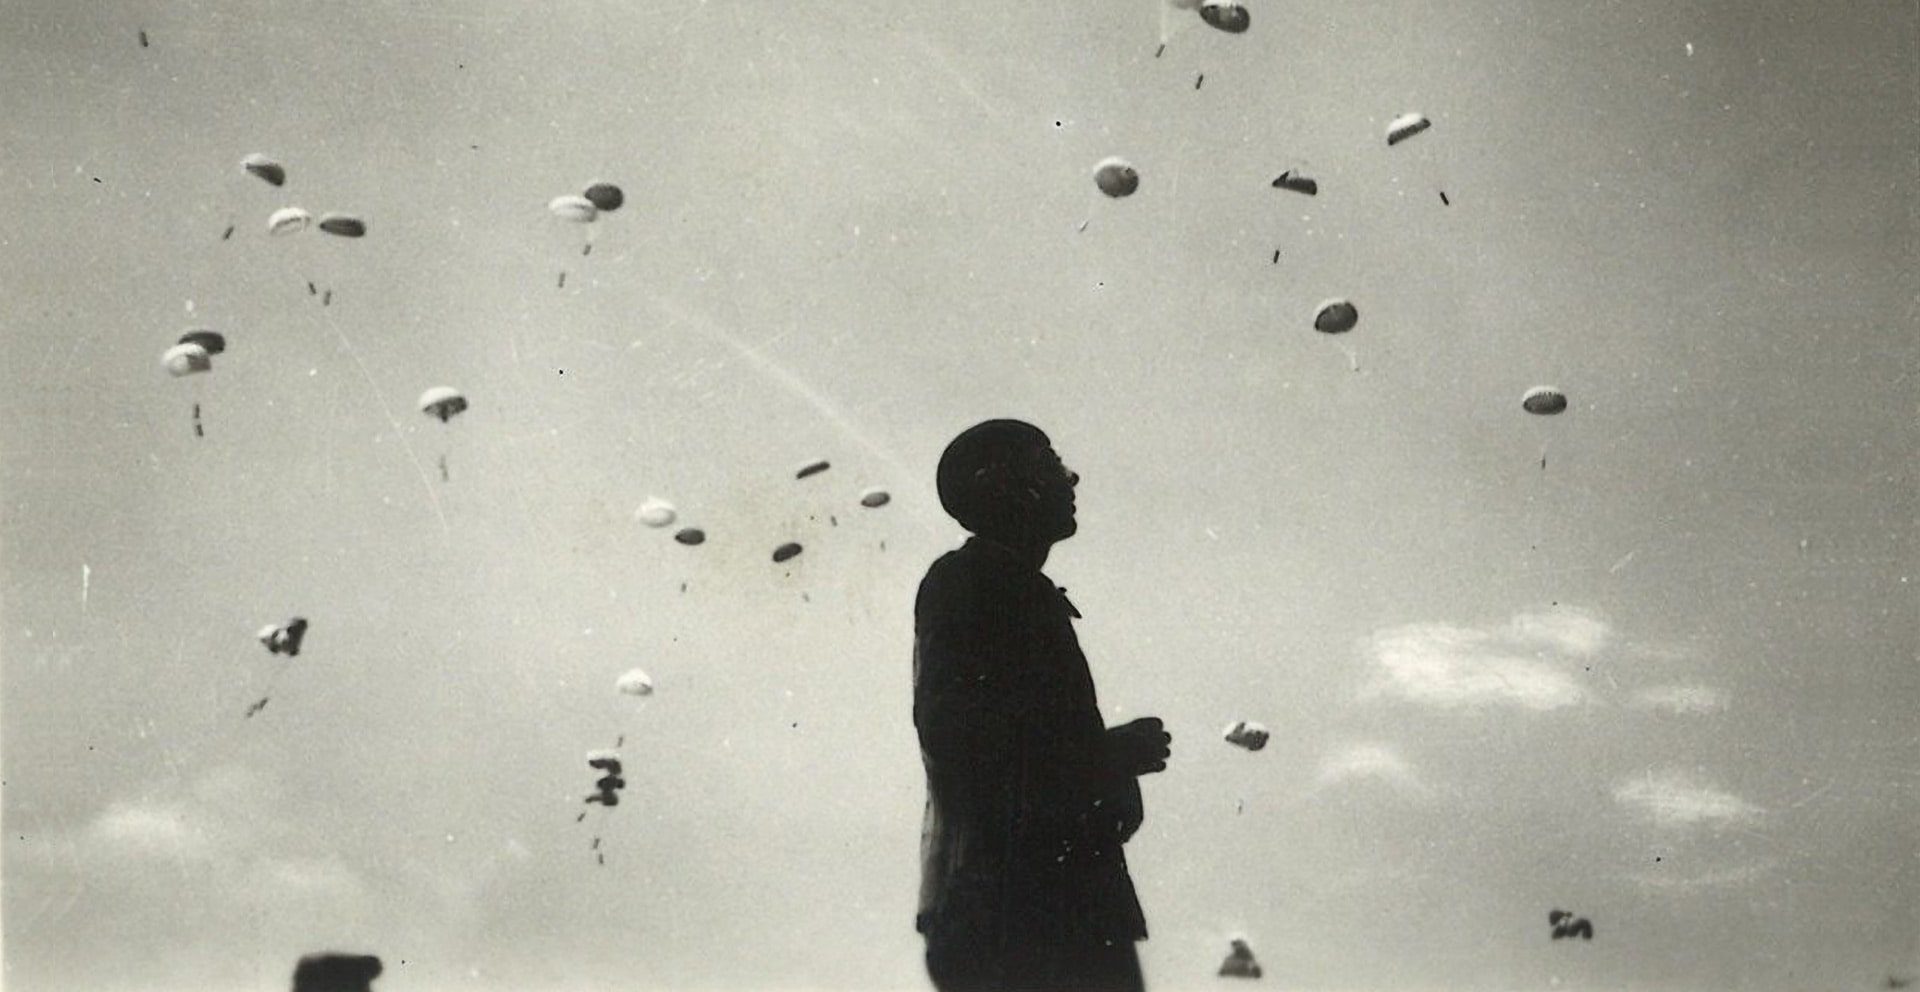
xmin=634 ymin=498 xmax=678 ymax=528
xmin=417 ymin=386 xmax=468 ymax=423
xmin=859 ymin=487 xmax=891 ymax=509
xmin=1387 ymin=112 xmax=1432 ymax=146
xmin=1522 ymin=386 xmax=1569 ymax=415
xmin=548 ymin=195 xmax=598 ymax=223
xmin=267 ymin=206 xmax=312 ymax=236
xmin=616 ymin=668 xmax=654 ymax=697
xmin=162 ymin=342 xmax=212 ymax=377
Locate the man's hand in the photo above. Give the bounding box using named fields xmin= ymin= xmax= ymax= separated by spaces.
xmin=1106 ymin=717 xmax=1172 ymax=776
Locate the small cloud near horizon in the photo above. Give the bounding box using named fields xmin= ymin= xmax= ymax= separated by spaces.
xmin=1614 ymin=769 xmax=1763 ymax=829
xmin=1360 ymin=608 xmax=1610 ymax=710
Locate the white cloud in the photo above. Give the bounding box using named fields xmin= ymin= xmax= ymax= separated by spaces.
xmin=1614 ymin=770 xmax=1763 ymax=828
xmin=1632 ymin=684 xmax=1729 ymax=715
xmin=1361 ymin=609 xmax=1610 ymax=710
xmin=1505 ymin=609 xmax=1611 ymax=657
xmin=1315 ymin=744 xmax=1426 ymax=795
xmin=253 ymin=856 xmax=367 ymax=901
xmin=87 ymin=801 xmax=213 ymax=861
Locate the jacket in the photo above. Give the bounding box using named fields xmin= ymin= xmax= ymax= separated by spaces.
xmin=913 ymin=537 xmax=1148 ymax=947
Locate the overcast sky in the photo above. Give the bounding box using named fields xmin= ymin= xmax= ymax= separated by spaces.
xmin=3 ymin=1 xmax=1915 ymax=990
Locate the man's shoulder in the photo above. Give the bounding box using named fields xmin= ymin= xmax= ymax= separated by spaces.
xmin=916 ymin=541 xmax=1034 ymax=615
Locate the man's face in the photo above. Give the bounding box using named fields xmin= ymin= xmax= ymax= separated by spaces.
xmin=1015 ymin=444 xmax=1080 ymax=541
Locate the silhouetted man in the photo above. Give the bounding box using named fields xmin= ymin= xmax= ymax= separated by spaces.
xmin=914 ymin=419 xmax=1172 ymax=991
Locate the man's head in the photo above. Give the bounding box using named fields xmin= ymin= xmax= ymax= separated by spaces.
xmin=936 ymin=420 xmax=1079 ymax=544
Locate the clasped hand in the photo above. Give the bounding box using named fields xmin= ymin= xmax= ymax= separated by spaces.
xmin=1106 ymin=717 xmax=1171 ymax=777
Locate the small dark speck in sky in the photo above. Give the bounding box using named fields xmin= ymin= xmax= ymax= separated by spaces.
xmin=92 ymin=177 xmax=101 ymax=183
xmin=138 ymin=30 xmax=148 ymax=48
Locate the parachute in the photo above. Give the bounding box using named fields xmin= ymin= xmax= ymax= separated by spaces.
xmin=584 ymin=752 xmax=625 ymax=806
xmin=1093 ymin=157 xmax=1140 ymax=198
xmin=1550 ymin=911 xmax=1595 ymax=941
xmin=1198 ymin=0 xmax=1251 ymax=33
xmin=417 ymin=387 xmax=468 ymax=423
xmin=634 ymin=498 xmax=677 ymax=528
xmin=772 ymin=542 xmax=803 ymax=564
xmin=795 ymin=459 xmax=831 ymax=480
xmin=1387 ymin=112 xmax=1432 ymax=146
xmin=582 ymin=183 xmax=624 ymax=213
xmin=548 ymin=195 xmax=598 ymax=223
xmin=290 ymin=953 xmax=382 ymax=992
xmin=257 ymin=617 xmax=309 ymax=657
xmin=1272 ymin=170 xmax=1318 ymax=195
xmin=241 ymin=153 xmax=286 ymax=187
xmin=673 ymin=527 xmax=706 ymax=546
xmin=1522 ymin=386 xmax=1568 ymax=415
xmin=1313 ymin=299 xmax=1359 ymax=334
xmin=317 ymin=214 xmax=367 ymax=238
xmin=616 ymin=668 xmax=654 ymax=697
xmin=1222 ymin=720 xmax=1269 ymax=752
xmin=177 ymin=330 xmax=226 ymax=355
xmin=267 ymin=207 xmax=312 ymax=236
xmin=859 ymin=487 xmax=891 ymax=509
xmin=1218 ymin=938 xmax=1262 ymax=978
xmin=162 ymin=343 xmax=212 ymax=377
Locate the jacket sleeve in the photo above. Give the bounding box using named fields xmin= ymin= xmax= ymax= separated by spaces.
xmin=912 ymin=566 xmax=1032 ymax=782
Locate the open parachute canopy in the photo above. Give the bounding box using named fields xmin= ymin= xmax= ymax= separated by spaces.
xmin=1522 ymin=386 xmax=1568 ymax=415
xmin=1272 ymin=170 xmax=1318 ymax=196
xmin=257 ymin=617 xmax=309 ymax=657
xmin=772 ymin=542 xmax=804 ymax=564
xmin=673 ymin=527 xmax=706 ymax=546
xmin=859 ymin=487 xmax=891 ymax=509
xmin=1199 ymin=0 xmax=1251 ymax=33
xmin=1313 ymin=299 xmax=1359 ymax=334
xmin=634 ymin=497 xmax=677 ymax=528
xmin=317 ymin=214 xmax=367 ymax=238
xmin=241 ymin=153 xmax=286 ymax=187
xmin=548 ymin=195 xmax=598 ymax=223
xmin=582 ymin=183 xmax=624 ymax=213
xmin=616 ymin=668 xmax=654 ymax=697
xmin=162 ymin=342 xmax=212 ymax=377
xmin=177 ymin=330 xmax=226 ymax=355
xmin=1218 ymin=938 xmax=1263 ymax=979
xmin=267 ymin=207 xmax=312 ymax=236
xmin=1387 ymin=112 xmax=1432 ymax=146
xmin=1093 ymin=157 xmax=1141 ymax=199
xmin=1222 ymin=720 xmax=1270 ymax=751
xmin=795 ymin=459 xmax=831 ymax=480
xmin=290 ymin=953 xmax=382 ymax=992
xmin=417 ymin=386 xmax=468 ymax=423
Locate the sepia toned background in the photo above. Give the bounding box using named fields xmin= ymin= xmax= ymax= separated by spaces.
xmin=3 ymin=1 xmax=1914 ymax=989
